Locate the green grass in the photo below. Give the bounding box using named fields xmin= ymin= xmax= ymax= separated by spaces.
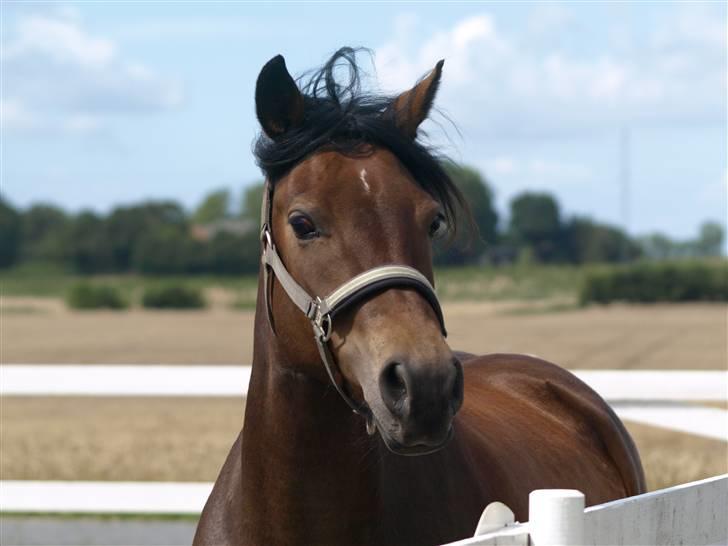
xmin=1 ymin=263 xmax=584 ymax=304
xmin=434 ymin=264 xmax=584 ymax=302
xmin=0 ymin=263 xmax=259 ymax=306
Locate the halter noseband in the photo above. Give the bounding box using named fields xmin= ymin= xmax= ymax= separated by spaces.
xmin=259 ymin=180 xmax=447 ymax=418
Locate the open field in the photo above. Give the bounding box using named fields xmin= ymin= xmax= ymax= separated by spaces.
xmin=1 ymin=396 xmax=724 ymax=492
xmin=2 ymin=295 xmax=725 ymax=496
xmin=0 ymin=397 xmax=244 ymax=483
xmin=2 ymin=299 xmax=724 ymax=369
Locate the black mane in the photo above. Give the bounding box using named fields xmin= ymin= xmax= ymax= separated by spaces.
xmin=253 ymin=47 xmax=468 ymax=231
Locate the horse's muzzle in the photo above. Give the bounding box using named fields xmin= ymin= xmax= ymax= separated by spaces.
xmin=374 ymin=356 xmax=463 ymax=455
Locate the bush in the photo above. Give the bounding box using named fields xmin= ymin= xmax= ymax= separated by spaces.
xmin=67 ymin=283 xmax=128 ymax=310
xmin=142 ymin=284 xmax=206 ymax=309
xmin=0 ymin=198 xmax=21 ymax=268
xmin=580 ymin=261 xmax=728 ymax=304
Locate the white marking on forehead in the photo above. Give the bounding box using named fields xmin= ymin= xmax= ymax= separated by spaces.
xmin=359 ymin=168 xmax=370 ymax=193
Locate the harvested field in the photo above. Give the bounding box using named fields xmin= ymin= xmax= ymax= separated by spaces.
xmin=625 ymin=421 xmax=728 ymax=491
xmin=2 ymin=300 xmax=725 ymax=491
xmin=1 ymin=396 xmax=724 ymax=492
xmin=0 ymin=397 xmax=244 ymax=482
xmin=2 ymin=299 xmax=725 ymax=369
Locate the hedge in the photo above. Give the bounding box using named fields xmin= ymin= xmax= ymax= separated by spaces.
xmin=580 ymin=261 xmax=728 ymax=304
xmin=142 ymin=284 xmax=206 ymax=309
xmin=66 ymin=283 xmax=128 ymax=310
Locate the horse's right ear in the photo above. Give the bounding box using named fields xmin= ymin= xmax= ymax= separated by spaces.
xmin=255 ymin=55 xmax=304 ymax=139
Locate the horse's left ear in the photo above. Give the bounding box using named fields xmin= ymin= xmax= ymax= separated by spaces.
xmin=390 ymin=60 xmax=444 ymax=139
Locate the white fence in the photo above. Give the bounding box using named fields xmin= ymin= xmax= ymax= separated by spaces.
xmin=2 ymin=365 xmax=726 ymax=441
xmin=443 ymin=474 xmax=728 ymax=546
xmin=1 ymin=476 xmax=726 ymax=545
xmin=2 ymin=365 xmax=725 ymax=399
xmin=1 ymin=365 xmax=726 ymax=545
xmin=0 ymin=481 xmax=210 ymax=515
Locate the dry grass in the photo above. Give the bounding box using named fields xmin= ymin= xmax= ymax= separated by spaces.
xmin=624 ymin=422 xmax=727 ymax=491
xmin=1 ymin=397 xmax=724 ymax=492
xmin=0 ymin=397 xmax=244 ymax=482
xmin=2 ymin=299 xmax=725 ymax=369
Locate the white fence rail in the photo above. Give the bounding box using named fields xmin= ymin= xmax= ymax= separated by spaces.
xmin=2 ymin=476 xmax=725 ymax=545
xmin=3 ymin=365 xmax=726 ymax=441
xmin=0 ymin=481 xmax=210 ymax=515
xmin=2 ymin=365 xmax=725 ymax=400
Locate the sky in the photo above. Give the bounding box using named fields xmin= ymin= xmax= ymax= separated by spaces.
xmin=1 ymin=1 xmax=726 ymax=242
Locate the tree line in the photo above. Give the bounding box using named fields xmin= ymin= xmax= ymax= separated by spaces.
xmin=0 ymin=163 xmax=723 ymax=274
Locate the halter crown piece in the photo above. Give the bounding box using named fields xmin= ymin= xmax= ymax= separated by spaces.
xmin=259 ymin=180 xmax=447 ymax=423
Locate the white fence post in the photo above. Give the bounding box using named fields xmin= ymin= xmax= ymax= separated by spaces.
xmin=528 ymin=489 xmax=584 ymax=546
xmin=474 ymin=501 xmax=516 ymax=536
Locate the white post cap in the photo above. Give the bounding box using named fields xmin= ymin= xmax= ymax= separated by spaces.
xmin=529 ymin=489 xmax=585 ymax=546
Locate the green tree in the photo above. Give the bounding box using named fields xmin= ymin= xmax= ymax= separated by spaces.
xmin=0 ymin=197 xmax=21 ymax=268
xmin=695 ymin=221 xmax=724 ymax=257
xmin=509 ymin=192 xmax=562 ymax=262
xmin=107 ymin=202 xmax=187 ymax=271
xmin=434 ymin=164 xmax=498 ymax=266
xmin=20 ymin=204 xmax=70 ymax=262
xmin=194 ymin=189 xmax=231 ymax=224
xmin=67 ymin=212 xmax=115 ymax=273
xmin=240 ymin=183 xmax=265 ymax=223
xmin=208 ymin=231 xmax=261 ymax=274
xmin=638 ymin=233 xmax=676 ymax=260
xmin=564 ymin=217 xmax=641 ymax=263
xmin=133 ymin=227 xmax=204 ymax=274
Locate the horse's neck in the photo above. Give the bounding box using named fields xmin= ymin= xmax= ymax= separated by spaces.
xmin=239 ymin=310 xmax=381 ymax=544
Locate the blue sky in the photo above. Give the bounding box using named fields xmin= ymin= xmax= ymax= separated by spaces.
xmin=2 ymin=1 xmax=726 ymax=242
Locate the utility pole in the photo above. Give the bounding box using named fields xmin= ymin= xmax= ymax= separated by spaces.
xmin=620 ymin=127 xmax=631 ymax=262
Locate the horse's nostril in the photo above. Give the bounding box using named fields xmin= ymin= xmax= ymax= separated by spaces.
xmin=380 ymin=361 xmax=408 ymax=415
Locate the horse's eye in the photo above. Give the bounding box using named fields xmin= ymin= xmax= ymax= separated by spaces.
xmin=289 ymin=214 xmax=319 ymax=240
xmin=429 ymin=214 xmax=447 ymax=239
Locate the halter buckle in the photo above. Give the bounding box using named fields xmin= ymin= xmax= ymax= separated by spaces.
xmin=310 ymin=297 xmax=333 ymax=342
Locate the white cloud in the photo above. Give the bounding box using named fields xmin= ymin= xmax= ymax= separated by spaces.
xmin=1 ymin=98 xmax=105 ymax=136
xmin=64 ymin=114 xmax=104 ymax=135
xmin=490 ymin=157 xmax=517 ymax=176
xmin=112 ymin=16 xmax=258 ymax=41
xmin=485 ymin=156 xmax=591 ymax=182
xmin=1 ymin=98 xmax=40 ymax=131
xmin=375 ymin=7 xmax=726 ymax=137
xmin=526 ymin=3 xmax=573 ymax=38
xmin=1 ymin=12 xmax=182 ymax=135
xmin=376 ymin=14 xmax=509 ymax=92
xmin=4 ymin=15 xmax=116 ymax=66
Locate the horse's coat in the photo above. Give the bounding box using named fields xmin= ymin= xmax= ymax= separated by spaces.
xmin=193 ymin=48 xmax=645 ymax=546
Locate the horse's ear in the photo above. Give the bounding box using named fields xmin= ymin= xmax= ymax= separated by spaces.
xmin=255 ymin=55 xmax=304 ymax=139
xmin=391 ymin=59 xmax=444 ymax=139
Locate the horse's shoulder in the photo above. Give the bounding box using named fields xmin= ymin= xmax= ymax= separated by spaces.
xmin=460 ymin=351 xmax=580 ymax=388
xmin=459 ymin=352 xmax=646 ymax=497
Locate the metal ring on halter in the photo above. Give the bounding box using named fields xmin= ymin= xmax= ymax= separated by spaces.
xmin=313 ymin=313 xmax=332 ymax=343
xmin=261 ymin=228 xmax=272 ymax=248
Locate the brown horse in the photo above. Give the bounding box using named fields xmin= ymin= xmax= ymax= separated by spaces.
xmin=194 ymin=48 xmax=644 ymax=546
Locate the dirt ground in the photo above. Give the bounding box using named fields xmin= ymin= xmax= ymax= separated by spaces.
xmin=2 ymin=298 xmax=725 ymax=369
xmin=1 ymin=299 xmax=725 ymax=493
xmin=1 ymin=397 xmax=724 ymax=492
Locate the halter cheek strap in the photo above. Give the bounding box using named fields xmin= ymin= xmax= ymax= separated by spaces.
xmin=259 ymin=180 xmax=447 ymax=417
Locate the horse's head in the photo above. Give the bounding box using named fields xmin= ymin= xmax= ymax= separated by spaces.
xmin=254 ymin=49 xmax=466 ymax=455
